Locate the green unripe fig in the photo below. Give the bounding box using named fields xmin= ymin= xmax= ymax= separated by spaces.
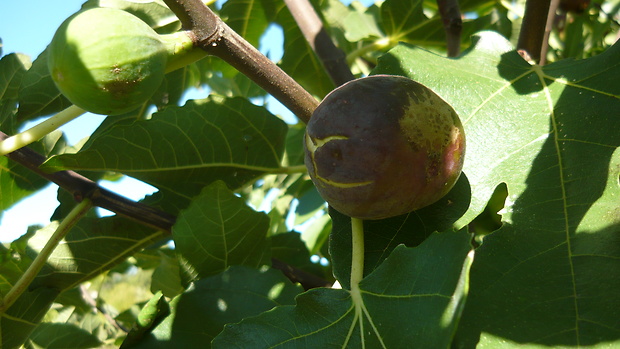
xmin=304 ymin=75 xmax=465 ymax=220
xmin=48 ymin=7 xmax=169 ymax=115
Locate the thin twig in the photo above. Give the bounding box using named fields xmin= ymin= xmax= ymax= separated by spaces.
xmin=540 ymin=0 xmax=560 ymax=65
xmin=517 ymin=0 xmax=552 ymax=62
xmin=79 ymin=284 xmax=130 ymax=333
xmin=437 ymin=0 xmax=463 ymax=57
xmin=284 ymin=0 xmax=354 ymax=86
xmin=162 ymin=0 xmax=318 ymax=124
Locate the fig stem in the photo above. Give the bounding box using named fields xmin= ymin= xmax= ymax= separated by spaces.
xmin=0 ymin=105 xmax=85 ymax=157
xmin=350 ymin=217 xmax=365 ymax=288
xmin=161 ymin=31 xmax=208 ymax=74
xmin=0 ymin=198 xmax=93 ymax=314
xmin=349 ymin=217 xmax=366 ymax=337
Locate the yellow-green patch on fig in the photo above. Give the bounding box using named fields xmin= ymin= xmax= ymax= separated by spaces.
xmin=304 ymin=75 xmax=465 ymax=220
xmin=48 ymin=7 xmax=168 ymax=115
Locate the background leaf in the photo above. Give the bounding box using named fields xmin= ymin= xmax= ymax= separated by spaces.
xmin=275 ymin=2 xmax=335 ymax=97
xmin=27 ymin=322 xmax=103 ymax=349
xmin=124 ymin=266 xmax=303 ymax=348
xmin=173 ymin=181 xmax=271 ymax=280
xmin=16 ymin=50 xmax=72 ymax=122
xmin=1 ymin=287 xmax=60 ymax=349
xmin=220 ymin=0 xmax=270 ymax=47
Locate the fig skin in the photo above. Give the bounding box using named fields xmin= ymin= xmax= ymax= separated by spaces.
xmin=304 ymin=75 xmax=465 ymax=220
xmin=48 ymin=7 xmax=168 ymax=115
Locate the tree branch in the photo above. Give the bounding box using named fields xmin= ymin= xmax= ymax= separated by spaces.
xmin=1 ymin=131 xmax=330 ymax=290
xmin=284 ymin=0 xmax=355 ymax=86
xmin=0 ymin=132 xmax=175 ymax=232
xmin=540 ymin=0 xmax=561 ymax=65
xmin=162 ymin=0 xmax=318 ymax=124
xmin=517 ymin=0 xmax=552 ymax=62
xmin=437 ymin=0 xmax=463 ymax=57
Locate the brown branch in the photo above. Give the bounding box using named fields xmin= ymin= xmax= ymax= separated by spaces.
xmin=437 ymin=0 xmax=463 ymax=57
xmin=162 ymin=0 xmax=318 ymax=124
xmin=0 ymin=132 xmax=175 ymax=232
xmin=517 ymin=0 xmax=552 ymax=62
xmin=1 ymin=131 xmax=329 ymax=290
xmin=284 ymin=0 xmax=354 ymax=86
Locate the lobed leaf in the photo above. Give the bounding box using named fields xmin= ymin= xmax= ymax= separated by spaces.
xmin=213 ymin=230 xmax=473 ymax=348
xmin=374 ymin=31 xmax=620 ymax=347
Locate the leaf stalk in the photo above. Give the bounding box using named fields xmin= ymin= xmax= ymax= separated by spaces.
xmin=0 ymin=199 xmax=93 ymax=314
xmin=0 ymin=105 xmax=85 ymax=157
xmin=350 ymin=217 xmax=364 ymax=288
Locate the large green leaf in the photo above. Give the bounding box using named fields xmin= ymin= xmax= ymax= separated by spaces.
xmin=213 ymin=230 xmax=473 ymax=348
xmin=123 ymin=266 xmax=303 ymax=348
xmin=42 ymin=97 xmax=289 ymax=199
xmin=173 ymin=181 xmax=271 ymax=280
xmin=374 ymin=32 xmax=620 ymax=347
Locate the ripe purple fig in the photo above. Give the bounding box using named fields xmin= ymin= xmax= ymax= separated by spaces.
xmin=304 ymin=75 xmax=465 ymax=220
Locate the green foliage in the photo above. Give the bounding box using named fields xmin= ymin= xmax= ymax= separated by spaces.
xmin=213 ymin=230 xmax=473 ymax=348
xmin=0 ymin=0 xmax=619 ymax=348
xmin=373 ymin=30 xmax=620 ymax=347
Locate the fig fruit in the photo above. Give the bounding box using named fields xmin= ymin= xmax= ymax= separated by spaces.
xmin=47 ymin=7 xmax=169 ymax=115
xmin=304 ymin=75 xmax=465 ymax=220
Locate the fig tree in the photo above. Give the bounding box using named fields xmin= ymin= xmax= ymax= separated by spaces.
xmin=48 ymin=7 xmax=180 ymax=115
xmin=304 ymin=75 xmax=465 ymax=220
